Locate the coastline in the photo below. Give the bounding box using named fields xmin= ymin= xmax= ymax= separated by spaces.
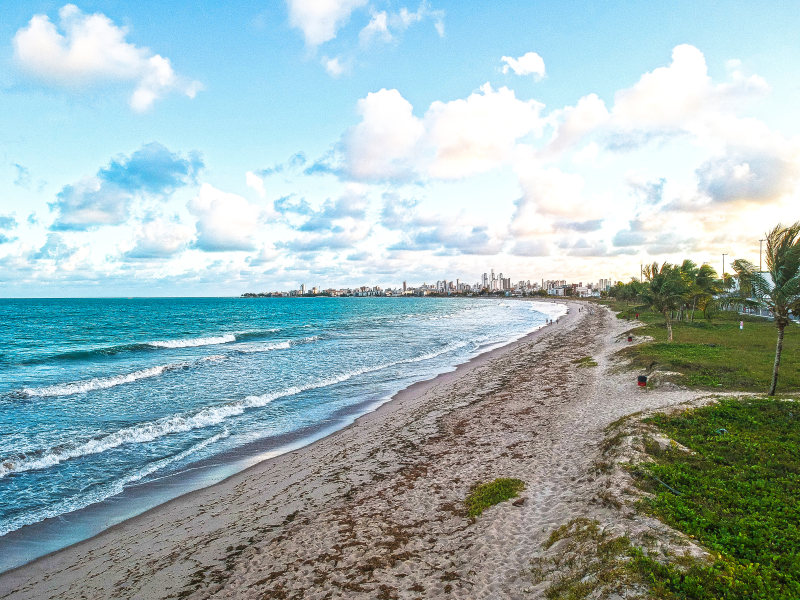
xmin=0 ymin=299 xmax=570 ymax=587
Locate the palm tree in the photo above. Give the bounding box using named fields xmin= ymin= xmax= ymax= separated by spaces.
xmin=642 ymin=262 xmax=687 ymax=341
xmin=734 ymin=222 xmax=800 ymax=396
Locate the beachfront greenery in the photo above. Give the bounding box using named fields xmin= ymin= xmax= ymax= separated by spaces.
xmin=536 ymin=398 xmax=800 ymax=599
xmin=641 ymin=262 xmax=687 ymax=341
xmin=599 ymin=299 xmax=800 ymax=393
xmin=464 ymin=478 xmax=524 ymax=518
xmin=573 ymin=356 xmax=598 ymax=368
xmin=731 ymin=222 xmax=800 ymax=395
xmin=632 ymin=397 xmax=800 ymax=599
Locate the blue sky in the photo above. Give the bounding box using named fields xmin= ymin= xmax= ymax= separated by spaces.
xmin=1 ymin=1 xmax=799 ymax=296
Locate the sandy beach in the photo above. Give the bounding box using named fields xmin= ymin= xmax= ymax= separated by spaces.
xmin=0 ymin=302 xmax=707 ymax=599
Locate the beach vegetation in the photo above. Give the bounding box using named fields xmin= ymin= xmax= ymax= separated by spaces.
xmin=599 ymin=299 xmax=800 ymax=392
xmin=629 ymin=397 xmax=800 ymax=599
xmin=730 ymin=222 xmax=800 ymax=395
xmin=464 ymin=478 xmax=524 ymax=518
xmin=641 ymin=262 xmax=690 ymax=341
xmin=535 ymin=399 xmax=800 ymax=598
xmin=573 ymin=356 xmax=598 ymax=368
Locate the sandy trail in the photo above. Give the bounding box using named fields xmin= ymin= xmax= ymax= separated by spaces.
xmin=0 ymin=303 xmax=703 ymax=599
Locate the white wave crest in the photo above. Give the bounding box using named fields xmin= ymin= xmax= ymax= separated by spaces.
xmin=148 ymin=334 xmax=236 ymax=348
xmin=0 ymin=404 xmax=246 ymax=479
xmin=1 ymin=341 xmax=468 ymax=479
xmin=236 ymin=341 xmax=291 ymax=354
xmin=20 ymin=362 xmax=187 ymax=398
xmin=0 ymin=430 xmax=229 ymax=538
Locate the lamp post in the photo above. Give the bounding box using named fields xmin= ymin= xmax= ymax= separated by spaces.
xmin=759 ymin=239 xmax=765 ymax=272
xmin=722 ymin=253 xmax=728 ymax=287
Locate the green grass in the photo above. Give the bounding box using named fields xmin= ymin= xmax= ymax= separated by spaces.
xmin=464 ymin=478 xmax=524 ymax=518
xmin=594 ymin=299 xmax=800 ymax=392
xmin=573 ymin=356 xmax=598 ymax=368
xmin=630 ymin=397 xmax=800 ymax=599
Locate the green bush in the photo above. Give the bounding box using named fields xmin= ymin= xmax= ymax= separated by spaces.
xmin=464 ymin=478 xmax=524 ymax=518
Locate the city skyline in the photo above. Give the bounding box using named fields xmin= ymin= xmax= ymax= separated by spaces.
xmin=1 ymin=2 xmax=799 ymax=297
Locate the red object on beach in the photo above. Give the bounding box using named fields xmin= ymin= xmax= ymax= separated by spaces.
xmin=637 ymin=375 xmax=647 ymax=387
xmin=627 ymin=335 xmax=633 ymax=342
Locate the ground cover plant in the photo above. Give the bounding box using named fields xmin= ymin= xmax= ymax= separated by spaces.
xmin=464 ymin=478 xmax=524 ymax=518
xmin=633 ymin=397 xmax=800 ymax=599
xmin=573 ymin=356 xmax=598 ymax=368
xmin=596 ymin=299 xmax=800 ymax=392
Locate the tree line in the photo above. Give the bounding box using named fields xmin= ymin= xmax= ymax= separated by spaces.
xmin=608 ymin=222 xmax=800 ymax=396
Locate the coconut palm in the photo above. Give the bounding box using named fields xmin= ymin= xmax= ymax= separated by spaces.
xmin=642 ymin=262 xmax=687 ymax=341
xmin=734 ymin=222 xmax=800 ymax=396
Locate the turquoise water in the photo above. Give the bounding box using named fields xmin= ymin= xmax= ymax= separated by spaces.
xmin=0 ymin=297 xmax=565 ymax=569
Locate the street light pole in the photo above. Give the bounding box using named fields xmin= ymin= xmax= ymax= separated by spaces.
xmin=759 ymin=239 xmax=765 ymax=272
xmin=722 ymin=253 xmax=728 ymax=285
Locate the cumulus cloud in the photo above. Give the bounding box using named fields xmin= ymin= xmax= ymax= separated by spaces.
xmin=609 ymin=44 xmax=771 ymax=149
xmin=125 ymin=218 xmax=193 ymax=259
xmin=246 ymin=171 xmax=266 ymax=198
xmin=0 ymin=215 xmax=18 ymax=230
xmin=345 ymin=88 xmax=425 ymax=180
xmin=512 ymin=165 xmax=588 ymax=230
xmin=287 ymin=0 xmax=368 ymax=47
xmin=188 ymin=183 xmax=263 ymax=252
xmin=359 ymin=2 xmax=445 ymax=46
xmin=297 ymin=192 xmax=368 ymax=232
xmin=509 ymin=238 xmax=550 ymax=257
xmin=696 ymin=148 xmax=798 ymax=204
xmin=30 ymin=233 xmax=78 ymax=261
xmin=322 ymin=55 xmax=346 ymax=77
xmin=345 ymin=84 xmax=544 ymax=181
xmin=13 ymin=4 xmax=201 ymax=111
xmin=0 ymin=215 xmax=18 ymax=244
xmin=501 ymin=52 xmax=545 ymax=79
xmin=627 ymin=175 xmax=666 ymax=204
xmin=359 ymin=11 xmax=391 ymax=44
xmin=50 ymin=142 xmax=202 ymax=230
xmin=50 ymin=177 xmax=131 ymax=230
xmin=547 ymin=93 xmax=609 ymax=153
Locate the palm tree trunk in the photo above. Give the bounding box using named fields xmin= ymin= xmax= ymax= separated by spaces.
xmin=663 ymin=309 xmax=673 ymax=342
xmin=690 ymin=298 xmax=696 ymax=322
xmin=768 ymin=323 xmax=786 ymax=396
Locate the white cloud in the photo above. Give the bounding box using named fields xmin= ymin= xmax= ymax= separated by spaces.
xmin=127 ymin=218 xmax=193 ymax=259
xmin=513 ymin=165 xmax=589 ymax=230
xmin=612 ymin=44 xmax=709 ymax=133
xmin=548 ymin=93 xmax=609 ymax=153
xmin=359 ymin=2 xmax=445 ymax=45
xmin=345 ymin=88 xmax=425 ymax=180
xmin=501 ymin=52 xmax=546 ymax=79
xmin=425 ymin=83 xmax=545 ymax=178
xmin=344 ymin=84 xmax=545 ymax=180
xmin=246 ymin=171 xmax=266 ymax=198
xmin=359 ymin=11 xmax=392 ymax=44
xmin=696 ymin=148 xmax=798 ymax=204
xmin=188 ymin=184 xmax=263 ymax=252
xmin=610 ymin=44 xmax=770 ymax=147
xmin=287 ymin=0 xmax=368 ymax=47
xmin=13 ymin=4 xmax=201 ymax=111
xmin=322 ymin=55 xmax=346 ymax=77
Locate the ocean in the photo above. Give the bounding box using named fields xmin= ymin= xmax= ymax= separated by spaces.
xmin=0 ymin=296 xmax=566 ymax=571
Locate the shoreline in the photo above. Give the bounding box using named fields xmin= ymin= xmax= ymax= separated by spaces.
xmin=0 ymin=299 xmax=571 ymax=582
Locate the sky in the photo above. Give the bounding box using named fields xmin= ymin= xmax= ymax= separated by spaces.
xmin=1 ymin=1 xmax=799 ymax=297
